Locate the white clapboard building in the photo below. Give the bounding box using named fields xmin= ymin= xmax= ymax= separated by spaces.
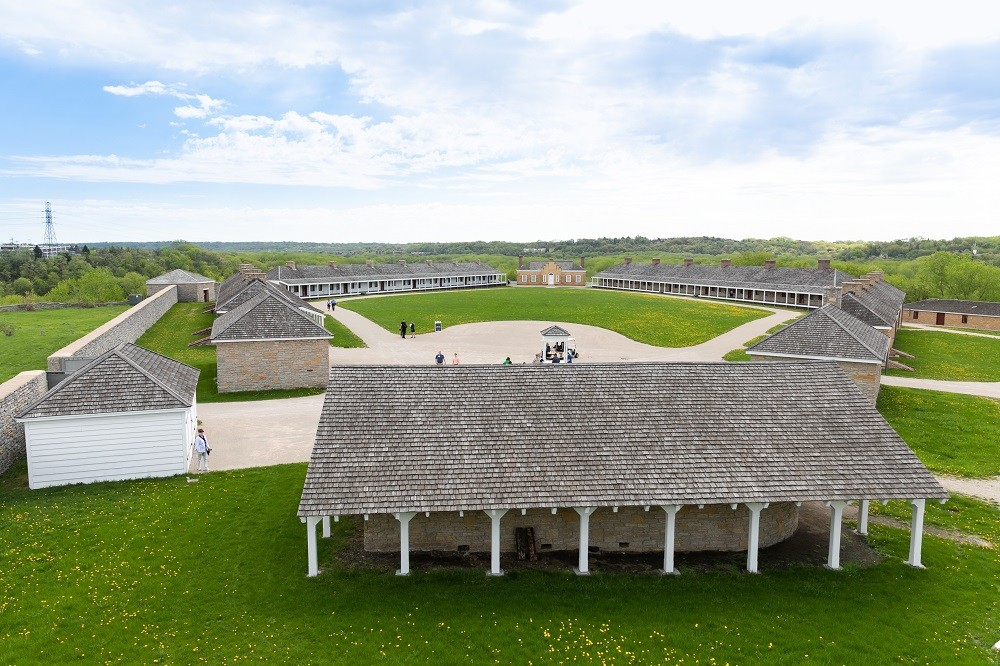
xmin=17 ymin=344 xmax=200 ymax=489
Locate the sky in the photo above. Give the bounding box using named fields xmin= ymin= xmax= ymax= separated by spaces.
xmin=1 ymin=1 xmax=999 ymax=245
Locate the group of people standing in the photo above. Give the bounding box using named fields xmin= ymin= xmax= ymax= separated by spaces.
xmin=434 ymin=351 xmax=460 ymax=365
xmin=400 ymin=321 xmax=416 ymax=338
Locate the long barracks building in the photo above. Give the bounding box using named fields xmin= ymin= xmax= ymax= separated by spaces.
xmin=266 ymin=259 xmax=506 ymax=298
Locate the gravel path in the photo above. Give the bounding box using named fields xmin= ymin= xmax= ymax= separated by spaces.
xmin=880 ymin=376 xmax=1000 ymax=399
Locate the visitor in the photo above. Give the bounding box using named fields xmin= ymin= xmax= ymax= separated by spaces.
xmin=400 ymin=321 xmax=407 ymax=339
xmin=565 ymin=351 xmax=573 ymax=363
xmin=502 ymin=357 xmax=512 ymax=365
xmin=435 ymin=351 xmax=445 ymax=365
xmin=330 ymin=299 xmax=336 ymax=311
xmin=452 ymin=353 xmax=461 ymax=365
xmin=194 ymin=428 xmax=210 ymax=472
xmin=409 ymin=321 xmax=416 ymax=338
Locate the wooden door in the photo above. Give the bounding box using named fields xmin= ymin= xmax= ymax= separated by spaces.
xmin=935 ymin=312 xmax=945 ymax=325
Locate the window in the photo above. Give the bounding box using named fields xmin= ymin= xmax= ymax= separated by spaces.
xmin=962 ymin=315 xmax=968 ymax=324
xmin=555 ymin=275 xmax=560 ymax=283
xmin=531 ymin=274 xmax=536 ymax=283
xmin=576 ymin=275 xmax=582 ymax=283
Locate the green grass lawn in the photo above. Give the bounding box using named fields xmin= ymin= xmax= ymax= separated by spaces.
xmin=877 ymin=386 xmax=1000 ymax=478
xmin=888 ymin=328 xmax=1000 ymax=381
xmin=0 ymin=306 xmax=127 ymax=383
xmin=943 ymin=327 xmax=1000 ymax=337
xmin=0 ymin=461 xmax=997 ymax=664
xmin=340 ymin=288 xmax=768 ymax=347
xmin=136 ymin=303 xmax=332 ymax=403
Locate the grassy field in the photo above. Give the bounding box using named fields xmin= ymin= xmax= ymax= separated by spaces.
xmin=877 ymin=386 xmax=1000 ymax=478
xmin=339 ymin=289 xmax=768 ymax=347
xmin=943 ymin=327 xmax=1000 ymax=337
xmin=887 ymin=329 xmax=1000 ymax=381
xmin=0 ymin=461 xmax=997 ymax=665
xmin=0 ymin=306 xmax=127 ymax=383
xmin=136 ymin=303 xmax=357 ymax=403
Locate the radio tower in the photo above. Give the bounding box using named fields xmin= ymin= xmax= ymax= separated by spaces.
xmin=43 ymin=202 xmax=57 ymax=254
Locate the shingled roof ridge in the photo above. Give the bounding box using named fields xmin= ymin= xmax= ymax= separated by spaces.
xmin=214 ymin=290 xmax=330 ymax=339
xmin=819 ymin=306 xmax=887 ymax=359
xmin=112 ymin=344 xmax=194 ymax=407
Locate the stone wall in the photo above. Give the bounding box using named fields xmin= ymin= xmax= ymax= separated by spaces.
xmin=47 ymin=286 xmax=178 ymax=371
xmin=0 ymin=301 xmax=127 ymax=313
xmin=905 ymin=309 xmax=1000 ymax=332
xmin=364 ymin=502 xmax=799 ymax=554
xmin=0 ymin=371 xmax=47 ymax=474
xmin=148 ymin=281 xmax=216 ymax=303
xmin=215 ymin=339 xmax=329 ymax=392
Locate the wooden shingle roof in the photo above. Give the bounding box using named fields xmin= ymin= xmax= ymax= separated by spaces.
xmin=211 ymin=291 xmax=331 ymax=342
xmin=521 ymin=261 xmax=584 ymax=271
xmin=540 ymin=325 xmax=571 ymax=337
xmin=17 ymin=343 xmax=198 ymax=419
xmin=298 ymin=362 xmax=945 ymax=517
xmin=146 ymin=269 xmax=214 ymax=285
xmin=747 ymin=305 xmax=890 ymax=363
xmin=593 ymin=262 xmax=850 ymax=293
xmin=266 ymin=261 xmax=504 ymax=285
xmin=904 ymin=299 xmax=1000 ymax=318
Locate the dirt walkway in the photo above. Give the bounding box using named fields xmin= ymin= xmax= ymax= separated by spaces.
xmin=880 ymin=376 xmax=1000 ymax=399
xmin=936 ymin=476 xmax=1000 ymax=506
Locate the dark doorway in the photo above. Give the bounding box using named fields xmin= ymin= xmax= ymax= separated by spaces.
xmin=935 ymin=312 xmax=945 ymax=325
xmin=203 ymin=289 xmax=209 ymax=302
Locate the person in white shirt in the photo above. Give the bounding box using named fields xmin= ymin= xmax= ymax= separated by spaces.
xmin=194 ymin=428 xmax=210 ymax=472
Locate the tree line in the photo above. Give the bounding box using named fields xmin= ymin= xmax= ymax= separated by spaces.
xmin=1 ymin=238 xmax=998 ymax=306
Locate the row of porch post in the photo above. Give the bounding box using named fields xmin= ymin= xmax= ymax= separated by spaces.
xmin=304 ymin=498 xmax=931 ymax=577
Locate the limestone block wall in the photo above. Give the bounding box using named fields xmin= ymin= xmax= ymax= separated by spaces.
xmin=215 ymin=339 xmax=329 ymax=392
xmin=152 ymin=282 xmax=216 ymax=303
xmin=47 ymin=286 xmax=178 ymax=371
xmin=364 ymin=503 xmax=799 ymax=554
xmin=0 ymin=371 xmax=47 ymax=475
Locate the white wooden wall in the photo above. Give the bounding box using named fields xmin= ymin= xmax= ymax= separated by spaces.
xmin=23 ymin=408 xmax=192 ymax=489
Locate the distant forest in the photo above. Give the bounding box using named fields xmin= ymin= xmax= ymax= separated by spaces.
xmin=2 ymin=235 xmax=998 ymax=306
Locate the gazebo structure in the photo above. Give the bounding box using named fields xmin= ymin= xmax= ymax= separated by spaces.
xmin=539 ymin=325 xmax=574 ymax=362
xmin=298 ymin=362 xmax=946 ymax=578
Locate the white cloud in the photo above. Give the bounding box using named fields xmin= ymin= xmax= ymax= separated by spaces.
xmin=102 ymin=80 xmax=226 ymax=119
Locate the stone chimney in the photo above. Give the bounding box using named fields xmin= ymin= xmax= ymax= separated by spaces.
xmin=841 ymin=281 xmax=864 ymax=296
xmin=764 ymin=260 xmax=776 ymax=269
xmin=721 ymin=259 xmax=731 ymax=268
xmin=651 ymin=258 xmax=661 ymax=265
xmin=518 ymin=255 xmax=524 ymax=268
xmin=868 ymin=270 xmax=884 ymax=283
xmin=861 ymin=272 xmax=880 ymax=285
xmin=624 ymin=257 xmax=632 ymax=265
xmin=286 ymin=260 xmax=296 ymax=270
xmin=328 ymin=261 xmax=337 ymax=269
xmin=365 ymin=260 xmax=374 ymax=267
xmin=579 ymin=256 xmax=585 ymax=269
xmin=399 ymin=260 xmax=406 ymax=267
xmin=817 ymin=259 xmax=831 ymax=270
xmin=426 ymin=259 xmax=433 ymax=265
xmin=683 ymin=258 xmax=693 ymax=267
xmin=822 ymin=285 xmax=842 ymax=308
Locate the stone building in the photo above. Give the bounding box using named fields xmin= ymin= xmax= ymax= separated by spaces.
xmin=266 ymin=259 xmax=505 ymax=299
xmin=298 ymin=362 xmax=944 ymax=577
xmin=211 ymin=289 xmax=331 ymax=393
xmin=746 ymin=305 xmax=890 ymax=403
xmin=902 ymin=299 xmax=1000 ymax=331
xmin=146 ymin=269 xmax=216 ymax=302
xmin=516 ymin=257 xmax=586 ymax=286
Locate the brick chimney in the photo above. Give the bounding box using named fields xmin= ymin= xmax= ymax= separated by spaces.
xmin=651 ymin=258 xmax=660 ymax=265
xmin=817 ymin=259 xmax=831 ymax=270
xmin=624 ymin=257 xmax=632 ymax=265
xmin=764 ymin=260 xmax=776 ymax=269
xmin=683 ymin=258 xmax=693 ymax=267
xmin=579 ymin=256 xmax=585 ymax=269
xmin=721 ymin=259 xmax=731 ymax=268
xmin=286 ymin=260 xmax=296 ymax=270
xmin=841 ymin=281 xmax=864 ymax=296
xmin=518 ymin=255 xmax=524 ymax=268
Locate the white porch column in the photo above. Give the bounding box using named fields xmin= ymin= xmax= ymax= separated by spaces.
xmin=744 ymin=502 xmax=769 ymax=573
xmin=907 ymin=499 xmax=926 ymax=568
xmin=825 ymin=500 xmax=851 ymax=570
xmin=394 ymin=511 xmax=418 ymax=576
xmin=322 ymin=516 xmax=331 ymax=538
xmin=305 ymin=516 xmax=320 ymax=577
xmin=857 ymin=500 xmax=870 ymax=536
xmin=484 ymin=509 xmax=508 ymax=576
xmin=660 ymin=504 xmax=681 ymax=575
xmin=574 ymin=507 xmax=598 ymax=575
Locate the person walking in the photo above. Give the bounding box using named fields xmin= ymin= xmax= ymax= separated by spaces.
xmin=194 ymin=428 xmax=210 ymax=472
xmin=435 ymin=351 xmax=445 ymax=365
xmin=400 ymin=321 xmax=407 ymax=339
xmin=330 ymin=299 xmax=336 ymax=311
xmin=452 ymin=353 xmax=461 ymax=365
xmin=502 ymin=357 xmax=512 ymax=365
xmin=409 ymin=321 xmax=416 ymax=338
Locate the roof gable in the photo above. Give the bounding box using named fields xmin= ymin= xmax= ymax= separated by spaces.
xmin=146 ymin=268 xmax=213 ymax=284
xmin=18 ymin=343 xmax=198 ymax=419
xmin=211 ymin=291 xmax=331 ymax=341
xmin=540 ymin=325 xmax=571 ymax=337
xmin=748 ymin=305 xmax=890 ymax=362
